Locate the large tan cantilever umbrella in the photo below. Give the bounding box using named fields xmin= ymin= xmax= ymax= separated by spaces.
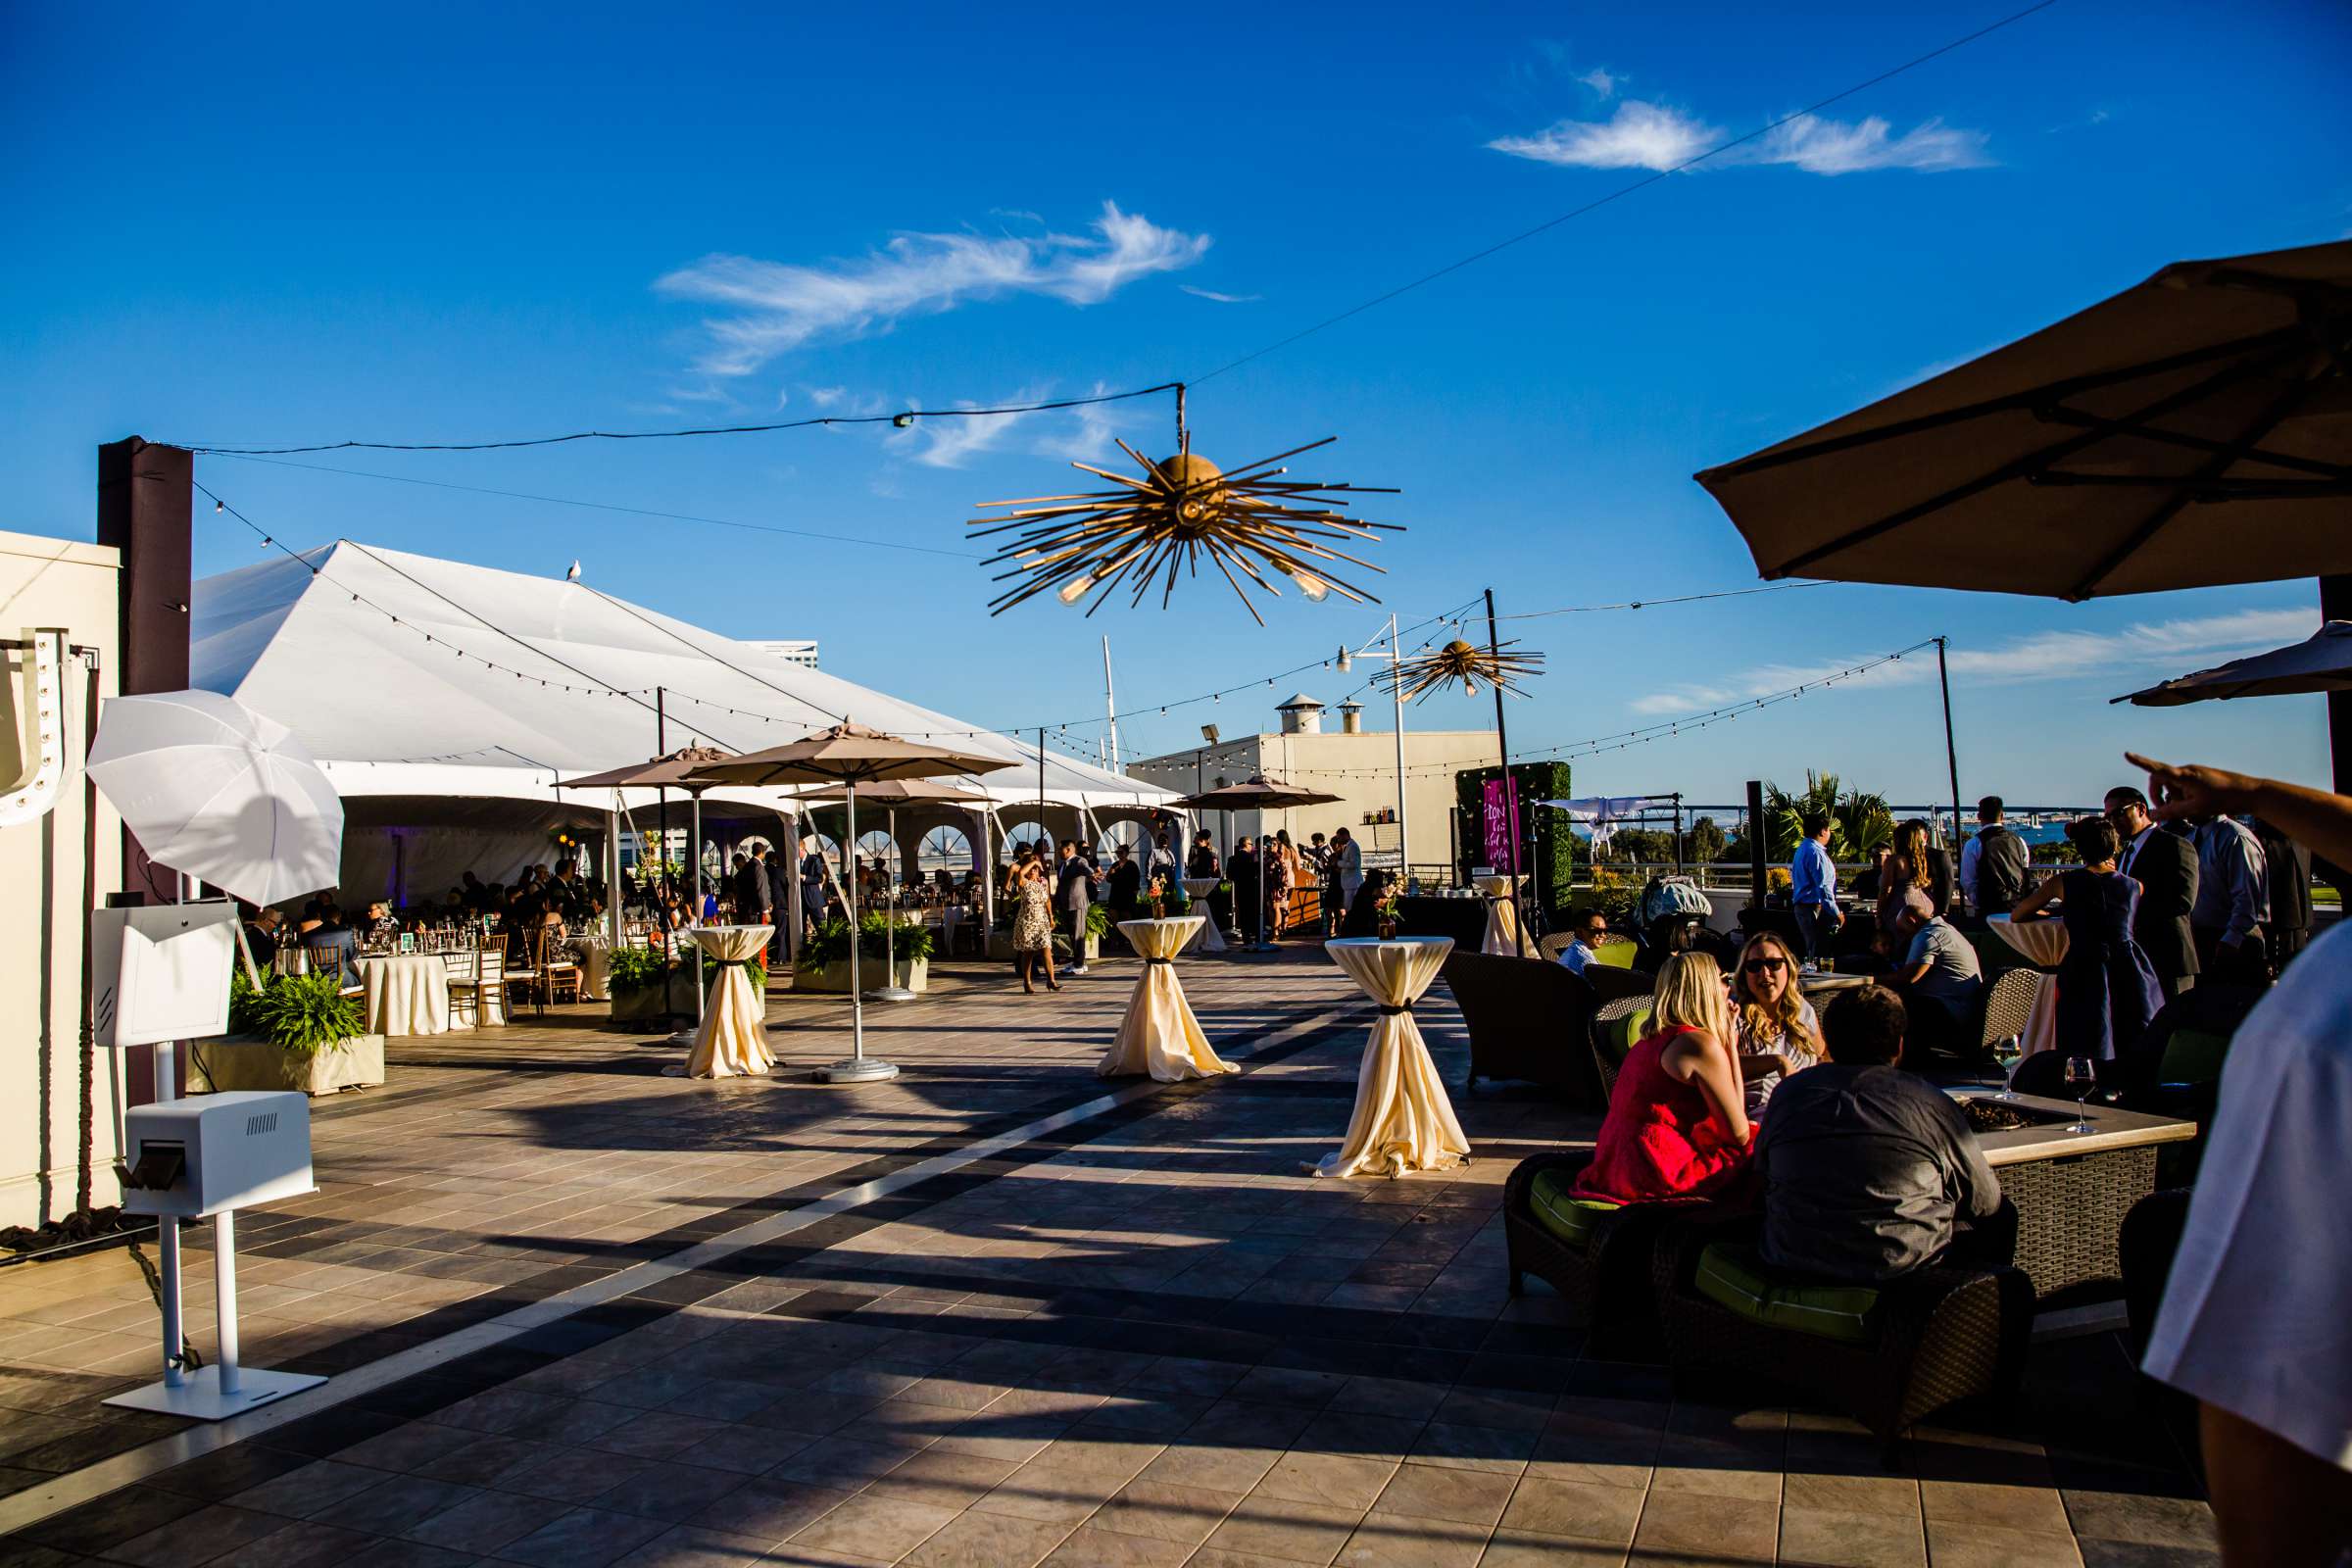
xmin=1174 ymin=775 xmax=1344 ymax=951
xmin=560 ymin=747 xmax=733 ymax=1033
xmin=689 ymin=722 xmax=1012 ymax=1082
xmin=1694 ymin=237 xmax=2352 ymax=785
xmin=789 ymin=777 xmax=993 ymax=1003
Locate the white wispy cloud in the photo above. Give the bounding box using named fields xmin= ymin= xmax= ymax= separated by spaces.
xmin=1628 ymin=607 xmax=2320 ymax=716
xmin=893 ymin=383 xmax=1136 ymax=469
xmin=805 ymin=385 xmax=847 ymax=408
xmin=1578 ymin=67 xmax=1617 ymax=97
xmin=1181 ymin=285 xmax=1262 ymax=304
xmin=1490 ymin=99 xmax=1990 ymax=175
xmin=1489 ymin=101 xmax=1720 ymax=172
xmin=658 ymin=201 xmax=1211 ymax=374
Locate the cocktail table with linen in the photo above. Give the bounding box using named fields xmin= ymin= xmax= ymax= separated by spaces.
xmin=1314 ymin=936 xmax=1471 ymax=1178
xmin=1099 ymin=917 xmax=1235 ymax=1082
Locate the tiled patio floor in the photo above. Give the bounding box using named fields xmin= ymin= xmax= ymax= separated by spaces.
xmin=0 ymin=946 xmax=2213 ymax=1566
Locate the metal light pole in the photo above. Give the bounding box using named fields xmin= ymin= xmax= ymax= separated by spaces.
xmin=1936 ymin=636 xmax=1962 ymax=851
xmin=1337 ymin=612 xmax=1413 ymax=888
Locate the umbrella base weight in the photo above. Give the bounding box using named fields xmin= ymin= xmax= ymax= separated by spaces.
xmin=106 ymin=1365 xmax=324 ymax=1422
xmin=816 ymin=1057 xmax=900 ymax=1084
xmin=867 ymin=986 xmax=918 ymax=1004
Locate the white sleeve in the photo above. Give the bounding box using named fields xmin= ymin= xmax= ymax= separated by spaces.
xmin=2141 ymin=921 xmax=2352 ymax=1469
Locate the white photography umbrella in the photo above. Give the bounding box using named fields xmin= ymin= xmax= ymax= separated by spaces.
xmin=88 ymin=689 xmax=343 ymax=907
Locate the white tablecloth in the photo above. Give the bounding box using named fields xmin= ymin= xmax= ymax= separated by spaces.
xmin=359 ymin=954 xmax=450 ymax=1037
xmin=685 ymin=925 xmax=774 ymax=1079
xmin=1473 ymin=876 xmax=1525 ymax=956
xmin=571 ymin=936 xmax=612 ymax=1001
xmin=1315 ymin=938 xmax=1470 ymax=1178
xmin=1100 ymin=918 xmax=1235 ymax=1081
xmin=1988 ymin=915 xmax=2066 ymax=1058
xmin=1180 ymin=880 xmax=1226 ymax=952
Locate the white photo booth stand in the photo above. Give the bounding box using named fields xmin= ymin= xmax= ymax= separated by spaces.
xmin=93 ymin=901 xmax=325 ymax=1419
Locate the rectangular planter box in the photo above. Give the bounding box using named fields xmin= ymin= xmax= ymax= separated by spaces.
xmin=797 ymin=956 xmax=928 ymax=994
xmin=187 ymin=1034 xmax=386 ymax=1096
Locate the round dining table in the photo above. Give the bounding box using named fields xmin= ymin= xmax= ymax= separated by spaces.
xmin=570 ymin=935 xmax=613 ymax=1001
xmin=1099 ymin=917 xmax=1235 ymax=1082
xmin=358 ymin=953 xmax=451 ymax=1037
xmin=1313 ymin=937 xmax=1470 ymax=1179
xmin=1985 ymin=914 xmax=2066 ymax=1058
xmin=683 ymin=924 xmax=775 ymax=1079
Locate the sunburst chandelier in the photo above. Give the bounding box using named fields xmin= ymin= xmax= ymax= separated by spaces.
xmin=969 ymin=391 xmax=1402 ymax=625
xmin=1383 ymin=637 xmax=1545 ymax=703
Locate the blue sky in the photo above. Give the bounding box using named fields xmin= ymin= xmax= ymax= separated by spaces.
xmin=5 ymin=1 xmax=2347 ymax=809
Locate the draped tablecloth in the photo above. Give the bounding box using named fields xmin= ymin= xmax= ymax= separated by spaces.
xmin=571 ymin=936 xmax=612 ymax=1001
xmin=1099 ymin=918 xmax=1236 ymax=1082
xmin=685 ymin=925 xmax=775 ymax=1079
xmin=1315 ymin=937 xmax=1471 ymax=1178
xmin=1180 ymin=880 xmax=1227 ymax=953
xmin=1473 ymin=876 xmax=1524 ymax=956
xmin=1987 ymin=915 xmax=2066 ymax=1059
xmin=359 ymin=954 xmax=450 ymax=1037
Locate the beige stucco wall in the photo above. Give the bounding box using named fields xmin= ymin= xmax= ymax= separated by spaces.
xmin=1129 ymin=725 xmax=1498 ymax=873
xmin=1 ymin=531 xmax=123 ymax=1232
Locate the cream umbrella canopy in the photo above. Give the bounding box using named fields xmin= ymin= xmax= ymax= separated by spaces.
xmin=689 ymin=723 xmax=1012 ymax=1081
xmin=1173 ymin=775 xmax=1345 ymax=951
xmin=788 ymin=777 xmax=994 ymax=1003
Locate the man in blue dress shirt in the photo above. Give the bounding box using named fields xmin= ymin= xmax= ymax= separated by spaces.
xmin=1790 ymin=813 xmax=1841 ymax=969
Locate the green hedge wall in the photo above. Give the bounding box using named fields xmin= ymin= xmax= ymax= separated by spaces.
xmin=1454 ymin=760 xmax=1574 ymax=919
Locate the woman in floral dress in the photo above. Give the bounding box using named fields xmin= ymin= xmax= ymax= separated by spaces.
xmin=1009 ymin=847 xmax=1059 ymax=994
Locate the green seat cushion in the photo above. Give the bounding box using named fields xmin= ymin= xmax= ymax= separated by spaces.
xmin=1528 ymin=1169 xmax=1622 ymax=1250
xmin=1595 ymin=1005 xmax=1651 ymax=1066
xmin=1693 ymin=1243 xmax=1881 ymax=1346
xmin=1588 ymin=940 xmax=1638 ymax=969
xmin=2156 ymin=1027 xmax=2230 ymax=1085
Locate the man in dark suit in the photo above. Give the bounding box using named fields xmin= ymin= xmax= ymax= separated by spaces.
xmin=2105 ymin=785 xmax=2199 ymax=997
xmin=2250 ymin=815 xmax=2312 ymax=972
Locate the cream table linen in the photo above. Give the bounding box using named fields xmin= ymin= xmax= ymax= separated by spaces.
xmin=685 ymin=925 xmax=775 ymax=1079
xmin=358 ymin=954 xmax=450 ymax=1037
xmin=1099 ymin=918 xmax=1235 ymax=1082
xmin=569 ymin=936 xmax=613 ymax=1001
xmin=1315 ymin=937 xmax=1470 ymax=1178
xmin=1474 ymin=876 xmax=1524 ymax=956
xmin=1987 ymin=915 xmax=2066 ymax=1059
xmin=1180 ymin=880 xmax=1227 ymax=953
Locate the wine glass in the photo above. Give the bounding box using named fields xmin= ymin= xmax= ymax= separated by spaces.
xmin=2063 ymin=1055 xmax=2097 ymax=1133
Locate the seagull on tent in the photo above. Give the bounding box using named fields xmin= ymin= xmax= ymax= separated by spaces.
xmin=565 ymin=560 xmax=582 ymax=581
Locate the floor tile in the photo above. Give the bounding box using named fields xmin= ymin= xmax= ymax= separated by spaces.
xmin=1494 ymin=1476 xmax=1643 ymax=1544
xmin=1087 ymin=1479 xmax=1242 ymax=1547
xmin=499 ymin=1504 xmax=676 ymax=1568
xmin=1776 ymin=1505 xmax=1928 ymax=1568
xmin=787 ymin=1493 xmax=957 ymax=1561
xmin=1369 ymin=1462 xmax=1514 ymax=1528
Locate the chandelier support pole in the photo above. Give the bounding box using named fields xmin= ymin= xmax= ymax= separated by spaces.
xmin=1485 ymin=588 xmax=1529 ymax=949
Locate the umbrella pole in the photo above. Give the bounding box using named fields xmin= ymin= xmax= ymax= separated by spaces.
xmin=819 ymin=783 xmax=898 ymax=1082
xmin=873 ymin=805 xmax=916 ymax=1002
xmin=692 ymin=793 xmax=706 ymax=1020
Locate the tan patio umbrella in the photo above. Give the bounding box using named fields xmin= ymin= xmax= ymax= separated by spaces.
xmin=2115 ymin=619 xmax=2352 ymax=706
xmin=1173 ymin=775 xmax=1344 ymax=951
xmin=560 ymin=747 xmax=733 ymax=1036
xmin=688 ymin=722 xmax=1013 ymax=1082
xmin=1694 ymin=236 xmax=2352 ymax=784
xmin=789 ymin=778 xmax=993 ymax=1003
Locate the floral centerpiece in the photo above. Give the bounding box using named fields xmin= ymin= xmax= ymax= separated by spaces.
xmin=1373 ymin=883 xmax=1403 ymax=940
xmin=1145 ymin=874 xmax=1192 ymax=921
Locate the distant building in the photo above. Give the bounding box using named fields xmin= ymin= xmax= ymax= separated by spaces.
xmin=1126 ymin=694 xmax=1497 ymax=878
xmin=745 ymin=639 xmax=818 ymax=669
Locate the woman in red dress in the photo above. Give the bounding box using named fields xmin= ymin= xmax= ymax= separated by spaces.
xmin=1574 ymin=952 xmax=1754 ymax=1203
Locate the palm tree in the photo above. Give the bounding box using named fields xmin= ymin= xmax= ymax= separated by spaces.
xmin=1762 ymin=771 xmax=1844 ymax=859
xmin=1836 ymin=787 xmax=1894 ymax=861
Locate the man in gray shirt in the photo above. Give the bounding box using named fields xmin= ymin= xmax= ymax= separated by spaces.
xmin=1755 ymin=985 xmax=2006 ymax=1283
xmin=1887 ymin=890 xmax=1983 ymax=1056
xmin=2191 ymin=812 xmax=2271 ymax=985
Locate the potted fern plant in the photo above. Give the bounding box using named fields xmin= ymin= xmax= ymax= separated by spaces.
xmin=798 ymin=913 xmax=932 ymax=994
xmin=192 ymin=969 xmax=384 ymax=1096
xmin=607 ymin=944 xmax=690 ymax=1028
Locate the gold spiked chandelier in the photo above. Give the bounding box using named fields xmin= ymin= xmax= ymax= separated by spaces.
xmin=1383 ymin=637 xmax=1544 ymax=704
xmin=970 ymin=388 xmax=1402 ymax=625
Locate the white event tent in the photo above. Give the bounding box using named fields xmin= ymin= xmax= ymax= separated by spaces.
xmin=190 ymin=541 xmax=1174 ymax=923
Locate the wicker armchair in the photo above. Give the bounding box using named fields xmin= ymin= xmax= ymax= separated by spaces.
xmin=1584 ymin=965 xmax=1655 ymax=1004
xmin=1975 ymin=967 xmax=2043 ymax=1055
xmin=1502 ymin=1151 xmax=1701 ymax=1363
xmin=1652 ymin=1212 xmax=2033 ymax=1464
xmin=1441 ymin=953 xmax=1603 ymax=1106
xmin=1589 ymin=996 xmax=1652 ymax=1103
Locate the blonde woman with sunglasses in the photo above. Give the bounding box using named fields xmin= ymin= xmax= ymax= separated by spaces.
xmin=1572 ymin=953 xmax=1754 ymax=1205
xmin=1733 ymin=932 xmax=1825 ymax=1117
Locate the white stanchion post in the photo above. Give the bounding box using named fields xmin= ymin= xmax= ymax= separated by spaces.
xmin=213 ymin=1209 xmax=240 ymax=1397
xmin=154 ymin=1039 xmax=184 ymax=1391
